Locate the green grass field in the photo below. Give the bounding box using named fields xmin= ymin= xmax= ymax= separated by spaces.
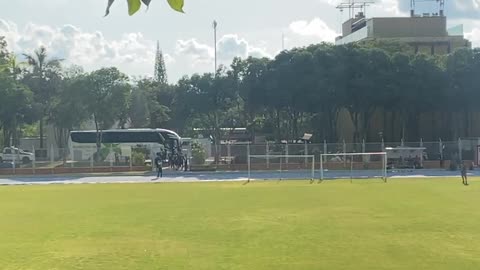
xmin=1 ymin=178 xmax=480 ymax=270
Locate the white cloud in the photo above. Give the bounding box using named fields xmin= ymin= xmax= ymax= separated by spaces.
xmin=218 ymin=34 xmax=271 ymax=60
xmin=164 ymin=53 xmax=176 ymax=64
xmin=175 ymin=34 xmax=271 ymax=66
xmin=175 ymin=38 xmax=214 ymax=64
xmin=289 ymin=18 xmax=338 ymax=42
xmin=0 ymin=19 xmax=19 ymax=51
xmin=466 ymin=27 xmax=480 ymax=48
xmin=317 ymin=0 xmax=338 ymax=6
xmin=370 ymin=0 xmax=406 ymax=17
xmin=455 ymin=0 xmax=480 ymax=11
xmin=0 ymin=19 xmax=164 ymax=76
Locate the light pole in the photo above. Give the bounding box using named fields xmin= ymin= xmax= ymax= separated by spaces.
xmin=213 ymin=20 xmax=219 ymax=164
xmin=213 ymin=20 xmax=218 ymax=75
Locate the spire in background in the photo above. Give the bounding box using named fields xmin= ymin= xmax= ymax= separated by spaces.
xmin=154 ymin=41 xmax=168 ymax=84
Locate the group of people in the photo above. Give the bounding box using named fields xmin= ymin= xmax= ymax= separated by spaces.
xmin=154 ymin=151 xmax=188 ymax=179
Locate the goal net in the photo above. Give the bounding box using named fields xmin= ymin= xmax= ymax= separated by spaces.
xmin=248 ymin=155 xmax=315 ymax=182
xmin=320 ymin=152 xmax=387 ymax=181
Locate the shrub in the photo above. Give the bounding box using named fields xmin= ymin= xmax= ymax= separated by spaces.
xmin=191 ymin=142 xmax=206 ymax=165
xmin=132 ymin=151 xmax=146 ymax=166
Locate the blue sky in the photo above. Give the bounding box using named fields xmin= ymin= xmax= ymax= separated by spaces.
xmin=0 ymin=0 xmax=478 ymax=82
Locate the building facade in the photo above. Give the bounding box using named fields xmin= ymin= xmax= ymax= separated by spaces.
xmin=335 ymin=13 xmax=471 ymax=54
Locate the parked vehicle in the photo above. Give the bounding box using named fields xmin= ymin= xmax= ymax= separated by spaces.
xmin=0 ymin=147 xmax=34 ymax=164
xmin=0 ymin=162 xmax=14 ymax=169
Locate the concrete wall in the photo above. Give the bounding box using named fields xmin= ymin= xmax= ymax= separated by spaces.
xmin=370 ymin=17 xmax=447 ymax=38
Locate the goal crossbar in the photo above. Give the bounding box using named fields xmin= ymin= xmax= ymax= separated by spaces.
xmin=320 ymin=152 xmax=386 ymax=157
xmin=320 ymin=152 xmax=387 ymax=181
xmin=247 ymin=155 xmax=315 ymax=182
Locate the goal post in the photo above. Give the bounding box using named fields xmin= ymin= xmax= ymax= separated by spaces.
xmin=248 ymin=155 xmax=315 ymax=182
xmin=320 ymin=152 xmax=387 ymax=182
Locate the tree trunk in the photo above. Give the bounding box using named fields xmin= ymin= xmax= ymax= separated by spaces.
xmin=464 ymin=109 xmax=470 ymax=137
xmin=353 ymin=113 xmax=360 ymax=144
xmin=3 ymin=129 xmax=11 ymax=148
xmin=94 ymin=115 xmax=103 ymax=162
xmin=275 ymin=109 xmax=281 ymax=142
xmin=291 ymin=110 xmax=299 ymax=140
xmin=39 ymin=118 xmax=44 ymax=149
xmin=327 ymin=109 xmax=339 ymax=143
xmin=390 ymin=111 xmax=396 ymax=142
xmin=12 ymin=116 xmax=18 ymax=147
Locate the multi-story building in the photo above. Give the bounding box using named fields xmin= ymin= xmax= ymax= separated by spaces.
xmin=335 ymin=11 xmax=471 ymax=55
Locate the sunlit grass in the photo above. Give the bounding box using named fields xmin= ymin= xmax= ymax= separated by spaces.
xmin=1 ymin=178 xmax=479 ymax=269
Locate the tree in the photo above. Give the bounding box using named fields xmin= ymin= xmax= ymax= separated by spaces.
xmin=0 ymin=37 xmax=8 ymax=65
xmin=83 ymin=67 xmax=131 ymax=156
xmin=128 ymin=87 xmax=150 ymax=128
xmin=154 ymin=41 xmax=168 ymax=85
xmin=310 ymin=45 xmax=342 ymax=142
xmin=0 ymin=74 xmax=34 ymax=147
xmin=136 ymin=78 xmax=173 ymax=129
xmin=446 ymin=48 xmax=480 ymax=138
xmin=175 ymin=69 xmax=236 ymax=160
xmin=48 ymin=70 xmax=90 ymax=161
xmin=23 ymin=47 xmax=63 ymax=149
xmin=105 ymin=0 xmax=184 ymax=16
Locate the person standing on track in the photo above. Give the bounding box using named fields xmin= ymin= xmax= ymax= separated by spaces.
xmin=461 ymin=162 xmax=468 ymax=186
xmin=154 ymin=152 xmax=163 ymax=179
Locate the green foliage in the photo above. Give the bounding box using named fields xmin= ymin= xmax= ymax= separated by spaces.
xmin=105 ymin=0 xmax=184 ymax=16
xmin=128 ymin=87 xmax=150 ymax=128
xmin=166 ymin=0 xmax=184 ymax=12
xmin=136 ymin=78 xmax=173 ymax=128
xmin=127 ymin=0 xmax=142 ymax=15
xmin=2 ymin=32 xmax=480 ymax=148
xmin=131 ymin=150 xmax=146 ymax=166
xmin=191 ymin=141 xmax=206 ymax=165
xmin=22 ymin=46 xmax=63 ymax=149
xmin=0 ymin=74 xmax=34 ymax=147
xmin=83 ymin=67 xmax=130 ymax=149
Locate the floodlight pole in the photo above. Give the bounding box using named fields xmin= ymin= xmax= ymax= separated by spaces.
xmin=213 ymin=20 xmax=218 ymax=75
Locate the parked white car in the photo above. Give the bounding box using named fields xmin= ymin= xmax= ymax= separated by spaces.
xmin=0 ymin=147 xmax=34 ymax=164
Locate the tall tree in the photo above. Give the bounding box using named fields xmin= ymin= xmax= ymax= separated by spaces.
xmin=0 ymin=74 xmax=34 ymax=147
xmin=154 ymin=41 xmax=168 ymax=85
xmin=83 ymin=67 xmax=130 ymax=156
xmin=48 ymin=69 xmax=89 ymax=160
xmin=128 ymin=87 xmax=150 ymax=128
xmin=23 ymin=47 xmax=62 ymax=149
xmin=136 ymin=78 xmax=173 ymax=129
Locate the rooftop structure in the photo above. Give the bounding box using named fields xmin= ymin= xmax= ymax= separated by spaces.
xmin=335 ymin=0 xmax=471 ymax=54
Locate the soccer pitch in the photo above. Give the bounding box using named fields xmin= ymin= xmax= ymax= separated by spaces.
xmin=1 ymin=178 xmax=479 ymax=270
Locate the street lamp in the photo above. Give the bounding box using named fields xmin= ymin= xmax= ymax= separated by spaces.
xmin=213 ymin=20 xmax=218 ymax=75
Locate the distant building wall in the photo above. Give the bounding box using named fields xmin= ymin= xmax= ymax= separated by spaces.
xmin=370 ymin=17 xmax=447 ymax=38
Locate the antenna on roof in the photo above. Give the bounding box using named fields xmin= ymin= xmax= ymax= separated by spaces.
xmin=336 ymin=0 xmax=375 ymax=19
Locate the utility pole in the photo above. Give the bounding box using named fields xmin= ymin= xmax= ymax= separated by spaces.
xmin=212 ymin=20 xmax=219 ymax=164
xmin=213 ymin=20 xmax=218 ymax=75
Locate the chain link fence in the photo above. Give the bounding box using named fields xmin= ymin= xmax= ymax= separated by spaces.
xmin=2 ymin=138 xmax=480 ymax=175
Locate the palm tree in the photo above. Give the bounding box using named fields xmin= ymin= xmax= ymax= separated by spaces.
xmin=0 ymin=54 xmax=27 ymax=80
xmin=23 ymin=47 xmax=62 ymax=149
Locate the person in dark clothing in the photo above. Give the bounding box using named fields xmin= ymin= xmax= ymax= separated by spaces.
xmin=184 ymin=156 xmax=188 ymax=171
xmin=461 ymin=162 xmax=468 ymax=186
xmin=154 ymin=152 xmax=163 ymax=179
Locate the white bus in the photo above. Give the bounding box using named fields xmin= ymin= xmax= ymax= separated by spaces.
xmin=69 ymin=129 xmax=182 ymax=162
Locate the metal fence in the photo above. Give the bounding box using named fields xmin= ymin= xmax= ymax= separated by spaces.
xmin=1 ymin=138 xmax=479 ymax=175
xmin=0 ymin=145 xmax=154 ymax=175
xmin=207 ymin=138 xmax=480 ymax=166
